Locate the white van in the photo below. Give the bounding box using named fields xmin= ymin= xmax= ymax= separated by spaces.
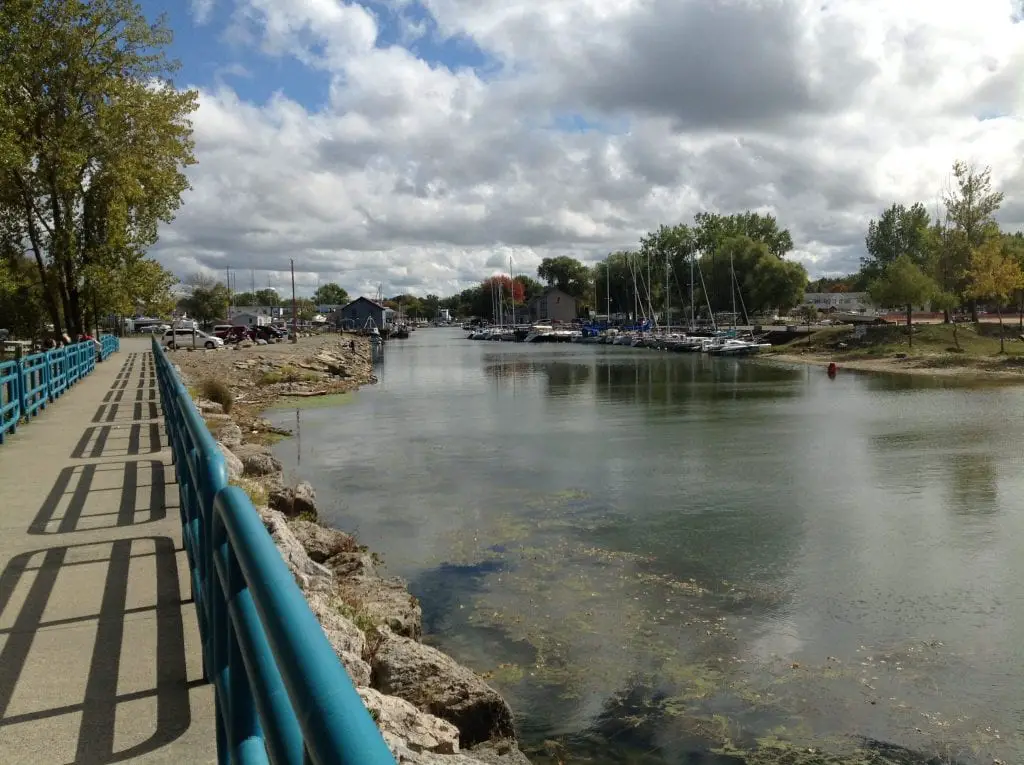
xmin=163 ymin=328 xmax=224 ymax=350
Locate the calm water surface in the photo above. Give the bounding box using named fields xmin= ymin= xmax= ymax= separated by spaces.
xmin=268 ymin=329 xmax=1024 ymax=764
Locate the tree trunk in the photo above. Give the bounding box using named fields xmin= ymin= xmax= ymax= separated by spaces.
xmin=970 ymin=298 xmax=978 ymax=323
xmin=906 ymin=304 xmax=913 ymax=347
xmin=22 ymin=209 xmax=63 ymax=340
xmin=1018 ymin=290 xmax=1022 ymax=330
xmin=952 ymin=321 xmax=960 ymax=350
xmin=997 ymin=304 xmax=1005 ymax=353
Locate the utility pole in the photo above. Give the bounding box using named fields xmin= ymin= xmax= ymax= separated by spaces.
xmin=290 ymin=259 xmax=298 ymax=343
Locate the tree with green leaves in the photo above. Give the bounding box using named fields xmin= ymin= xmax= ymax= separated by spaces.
xmin=388 ymin=294 xmax=424 ymax=318
xmin=89 ymin=257 xmax=177 ymax=320
xmin=421 ymin=293 xmax=441 ymax=319
xmin=693 ymin=212 xmax=793 ymax=258
xmin=998 ymin=232 xmax=1024 ymax=327
xmin=254 ymin=288 xmax=280 ymax=306
xmin=862 ymin=203 xmax=932 ymax=281
xmin=696 ymin=236 xmax=806 ymax=318
xmin=943 ymin=161 xmax=1004 ymax=320
xmin=232 ymin=291 xmax=256 ymax=307
xmin=537 ymin=256 xmax=591 ymax=299
xmin=0 ymin=0 xmax=197 ymax=339
xmin=868 ymin=255 xmax=938 ymax=347
xmin=967 ymin=238 xmax=1023 ymax=353
xmin=181 ymin=282 xmax=230 ymax=325
xmin=0 ymin=253 xmax=49 ymax=337
xmin=748 ymin=254 xmax=808 ymax=315
xmin=313 ymin=282 xmax=349 ymax=305
xmin=294 ymin=298 xmax=317 ymax=321
xmin=945 ymin=162 xmax=1004 ymax=249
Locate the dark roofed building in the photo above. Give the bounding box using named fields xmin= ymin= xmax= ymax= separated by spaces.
xmin=335 ymin=297 xmax=387 ymax=330
xmin=528 ymin=288 xmax=577 ymax=323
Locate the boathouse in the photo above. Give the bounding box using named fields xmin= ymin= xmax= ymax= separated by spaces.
xmin=528 ymin=288 xmax=577 ymax=323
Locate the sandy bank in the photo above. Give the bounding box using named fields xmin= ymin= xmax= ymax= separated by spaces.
xmin=761 ymin=350 xmax=1024 ymax=382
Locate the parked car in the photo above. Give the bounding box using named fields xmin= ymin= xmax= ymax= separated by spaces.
xmin=214 ymin=326 xmax=252 ymax=344
xmin=163 ymin=328 xmax=224 ymax=350
xmin=137 ymin=323 xmax=169 ymax=334
xmin=251 ymin=326 xmax=281 ymax=343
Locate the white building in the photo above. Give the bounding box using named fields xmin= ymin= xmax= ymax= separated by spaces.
xmin=228 ymin=305 xmax=284 ymax=320
xmin=803 ymin=292 xmax=873 ymax=312
xmin=230 ymin=311 xmax=272 ymax=327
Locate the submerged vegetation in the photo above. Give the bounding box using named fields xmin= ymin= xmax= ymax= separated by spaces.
xmin=414 ymin=487 xmax=1019 ymax=765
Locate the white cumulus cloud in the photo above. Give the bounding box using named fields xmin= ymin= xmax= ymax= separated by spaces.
xmin=155 ymin=0 xmax=1024 ymax=297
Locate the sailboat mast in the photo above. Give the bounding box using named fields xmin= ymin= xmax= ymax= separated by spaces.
xmin=664 ymin=249 xmax=670 ymax=331
xmin=647 ymin=253 xmax=653 ymax=328
xmin=730 ymin=250 xmax=737 ymax=331
xmin=509 ymin=256 xmax=514 ymax=326
xmin=606 ymin=261 xmax=611 ymax=324
xmin=689 ymin=251 xmax=695 ymax=330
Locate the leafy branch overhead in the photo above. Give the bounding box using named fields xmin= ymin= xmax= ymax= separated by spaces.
xmin=0 ymin=0 xmax=196 ymax=338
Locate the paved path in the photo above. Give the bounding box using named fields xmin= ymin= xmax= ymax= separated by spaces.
xmin=0 ymin=339 xmax=215 ymax=764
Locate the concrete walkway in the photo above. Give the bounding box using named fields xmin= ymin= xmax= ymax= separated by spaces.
xmin=0 ymin=339 xmax=215 ymax=764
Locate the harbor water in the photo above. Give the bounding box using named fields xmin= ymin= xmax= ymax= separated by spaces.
xmin=268 ymin=328 xmax=1024 ymax=764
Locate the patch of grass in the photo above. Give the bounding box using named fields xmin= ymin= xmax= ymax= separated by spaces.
xmin=295 ymin=510 xmax=318 ymax=523
xmin=331 ymin=594 xmax=379 ymax=635
xmin=778 ymin=322 xmax=1024 ymax=361
xmin=246 ymin=430 xmax=289 ymax=446
xmin=256 ymin=365 xmax=321 ymax=386
xmin=199 ymin=378 xmax=234 ymax=413
xmin=231 ymin=477 xmax=269 ymax=507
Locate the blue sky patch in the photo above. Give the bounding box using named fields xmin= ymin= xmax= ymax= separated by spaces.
xmin=141 ymin=0 xmax=500 ymax=110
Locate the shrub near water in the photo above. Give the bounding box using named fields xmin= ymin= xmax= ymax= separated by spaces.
xmin=257 ymin=365 xmax=321 ymax=386
xmin=199 ymin=378 xmax=234 ymax=413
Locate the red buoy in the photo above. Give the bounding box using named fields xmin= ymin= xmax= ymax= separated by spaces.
xmin=827 ymin=361 xmax=838 ymax=378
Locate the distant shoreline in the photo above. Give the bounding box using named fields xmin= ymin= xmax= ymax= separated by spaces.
xmin=760 ymin=351 xmax=1024 ymax=382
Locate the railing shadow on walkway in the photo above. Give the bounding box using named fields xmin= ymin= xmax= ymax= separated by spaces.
xmin=0 ymin=536 xmax=197 ymax=763
xmin=91 ymin=400 xmax=161 ymax=424
xmin=70 ymin=424 xmax=164 ymax=460
xmin=28 ymin=460 xmax=170 ymax=536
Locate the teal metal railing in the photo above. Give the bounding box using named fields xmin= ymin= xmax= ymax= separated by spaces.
xmin=0 ymin=360 xmax=19 ymax=445
xmin=19 ymin=352 xmax=49 ymax=419
xmin=100 ymin=334 xmax=119 ymax=360
xmin=151 ymin=337 xmax=395 ymax=765
xmin=0 ymin=337 xmax=119 ymax=446
xmin=47 ymin=347 xmax=68 ymax=399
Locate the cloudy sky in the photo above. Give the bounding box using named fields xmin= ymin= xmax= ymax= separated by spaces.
xmin=142 ymin=0 xmax=1024 ymax=299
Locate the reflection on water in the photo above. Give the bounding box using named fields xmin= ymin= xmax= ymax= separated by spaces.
xmin=268 ymin=330 xmax=1024 ymax=764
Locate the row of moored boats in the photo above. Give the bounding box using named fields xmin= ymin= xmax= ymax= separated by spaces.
xmin=465 ymin=324 xmax=772 ymax=356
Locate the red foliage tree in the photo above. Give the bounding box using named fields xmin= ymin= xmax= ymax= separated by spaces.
xmin=481 ymin=275 xmax=525 ymax=304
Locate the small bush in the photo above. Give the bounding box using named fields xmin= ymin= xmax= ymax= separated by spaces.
xmin=256 ymin=365 xmax=320 ymax=386
xmin=199 ymin=378 xmax=233 ymax=413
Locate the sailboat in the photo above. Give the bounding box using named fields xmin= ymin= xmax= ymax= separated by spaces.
xmin=702 ymin=250 xmax=770 ymax=355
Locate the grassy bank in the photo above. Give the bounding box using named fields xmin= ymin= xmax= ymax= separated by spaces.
xmin=763 ymin=322 xmax=1024 ymax=380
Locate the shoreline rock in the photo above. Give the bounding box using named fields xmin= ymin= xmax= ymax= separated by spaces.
xmin=174 ymin=337 xmax=530 ymax=763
